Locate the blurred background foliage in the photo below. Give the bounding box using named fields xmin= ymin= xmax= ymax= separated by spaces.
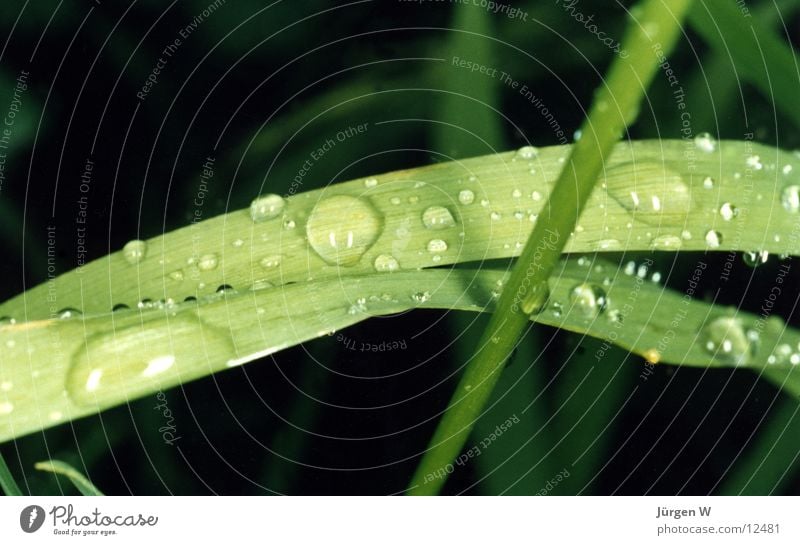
xmin=1 ymin=0 xmax=800 ymax=494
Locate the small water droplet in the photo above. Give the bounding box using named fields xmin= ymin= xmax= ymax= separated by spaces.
xmin=411 ymin=291 xmax=431 ymax=303
xmin=781 ymin=185 xmax=800 ymax=213
xmin=595 ymin=239 xmax=622 ymax=251
xmin=458 ymin=189 xmax=475 ymax=205
xmin=743 ymin=250 xmax=769 ymax=268
xmin=782 ymin=164 xmax=793 ymax=175
xmin=421 ymin=206 xmax=456 ymax=230
xmin=66 ymin=316 xmax=234 ymax=406
xmin=168 ymin=269 xmax=185 ymax=282
xmin=427 ymin=239 xmax=448 ymax=253
xmin=531 ymin=190 xmax=542 ymax=201
xmin=231 ymin=238 xmax=245 ymax=248
xmin=511 ymin=189 xmax=522 ymax=199
xmin=703 ymin=316 xmax=757 ymax=365
xmin=374 ymin=254 xmax=400 ymax=272
xmin=719 ymin=202 xmax=738 ymax=221
xmin=408 ymin=195 xmax=420 ymax=205
xmin=569 ymin=283 xmax=608 ymax=319
xmin=490 ymin=211 xmax=501 ymax=221
xmin=515 ymin=145 xmax=539 ymax=160
xmin=306 ymin=195 xmax=383 ymax=266
xmin=58 ymin=307 xmax=82 ymax=319
xmin=520 ymin=281 xmax=550 ymax=315
xmin=197 ymin=253 xmax=219 ymax=271
xmin=0 ymin=402 xmax=13 ymax=415
xmin=704 ymin=230 xmax=722 ymax=249
xmin=745 ymin=155 xmax=763 ymax=170
xmin=123 ymin=240 xmax=147 ymax=265
xmin=605 ymin=162 xmax=693 ymax=225
xmin=260 ymin=255 xmax=282 ymax=269
xmin=694 ymin=132 xmax=717 ymax=153
xmin=364 ymin=177 xmax=378 ymax=188
xmin=283 ymin=218 xmax=296 ymax=230
xmin=390 ymin=196 xmax=401 ymax=205
xmin=702 ymin=176 xmax=715 ymax=189
xmin=250 ymin=194 xmax=285 ymax=222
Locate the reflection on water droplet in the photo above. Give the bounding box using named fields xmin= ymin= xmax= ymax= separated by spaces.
xmin=719 ymin=202 xmax=738 ymax=221
xmin=66 ymin=316 xmax=233 ymax=406
xmin=458 ymin=189 xmax=475 ymax=205
xmin=604 ymin=162 xmax=693 ymax=225
xmin=704 ymin=230 xmax=722 ymax=248
xmin=781 ymin=185 xmax=800 ymax=213
xmin=703 ymin=316 xmax=757 ymax=365
xmin=694 ymin=132 xmax=717 ymax=153
xmin=421 ymin=206 xmax=456 ymax=230
xmin=306 ymin=195 xmax=383 ymax=266
xmin=569 ymin=283 xmax=608 ymax=319
xmin=58 ymin=308 xmax=81 ymax=319
xmin=249 ymin=194 xmax=285 ymax=222
xmin=123 ymin=240 xmax=147 ymax=265
xmin=374 ymin=254 xmax=399 ymax=272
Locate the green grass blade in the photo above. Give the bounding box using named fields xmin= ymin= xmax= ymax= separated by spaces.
xmin=407 ymin=0 xmax=694 ymax=495
xmin=34 ymin=460 xmax=104 ymax=496
xmin=0 ymin=451 xmax=22 ymax=495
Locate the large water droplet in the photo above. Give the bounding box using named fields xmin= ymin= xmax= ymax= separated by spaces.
xmin=781 ymin=185 xmax=800 ymax=213
xmin=421 ymin=206 xmax=456 ymax=230
xmin=249 ymin=194 xmax=285 ymax=222
xmin=743 ymin=250 xmax=769 ymax=268
xmin=66 ymin=316 xmax=233 ymax=406
xmin=604 ymin=161 xmax=693 ymax=225
xmin=569 ymin=283 xmax=608 ymax=319
xmin=426 ymin=239 xmax=448 ymax=253
xmin=123 ymin=240 xmax=147 ymax=265
xmin=703 ymin=316 xmax=757 ymax=365
xmin=373 ymin=254 xmax=399 ymax=272
xmin=719 ymin=202 xmax=738 ymax=221
xmin=306 ymin=195 xmax=383 ymax=266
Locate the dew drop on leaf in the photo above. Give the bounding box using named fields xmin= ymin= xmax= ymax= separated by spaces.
xmin=742 ymin=250 xmax=769 ymax=268
xmin=421 ymin=206 xmax=456 ymax=230
xmin=703 ymin=316 xmax=758 ymax=365
xmin=249 ymin=194 xmax=285 ymax=222
xmin=651 ymin=234 xmax=682 ymax=250
xmin=197 ymin=253 xmax=219 ymax=271
xmin=458 ymin=189 xmax=475 ymax=205
xmin=123 ymin=240 xmax=147 ymax=265
xmin=306 ymin=195 xmax=383 ymax=266
xmin=694 ymin=132 xmax=717 ymax=153
xmin=426 ymin=239 xmax=448 ymax=253
xmin=719 ymin=202 xmax=738 ymax=221
xmin=781 ymin=185 xmax=800 ymax=213
xmin=604 ymin=161 xmax=693 ymax=225
xmin=515 ymin=145 xmax=539 ymax=160
xmin=373 ymin=254 xmax=399 ymax=272
xmin=569 ymin=283 xmax=608 ymax=319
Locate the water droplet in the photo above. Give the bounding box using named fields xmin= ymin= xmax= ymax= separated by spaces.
xmin=531 ymin=190 xmax=542 ymax=201
xmin=781 ymin=185 xmax=800 ymax=213
xmin=122 ymin=240 xmax=147 ymax=265
xmin=490 ymin=211 xmax=501 ymax=221
xmin=703 ymin=316 xmax=757 ymax=365
xmin=427 ymin=239 xmax=448 ymax=253
xmin=197 ymin=253 xmax=219 ymax=271
xmin=411 ymin=291 xmax=431 ymax=303
xmin=511 ymin=189 xmax=522 ymax=199
xmin=694 ymin=132 xmax=717 ymax=153
xmin=231 ymin=238 xmax=245 ymax=248
xmin=743 ymin=250 xmax=769 ymax=268
xmin=421 ymin=206 xmax=456 ymax=230
xmin=520 ymin=281 xmax=550 ymax=315
xmin=374 ymin=254 xmax=400 ymax=272
xmin=516 ymin=145 xmax=539 ymax=160
xmin=604 ymin=162 xmax=693 ymax=225
xmin=702 ymin=176 xmax=715 ymax=189
xmin=745 ymin=155 xmax=763 ymax=170
xmin=249 ymin=194 xmax=285 ymax=222
xmin=260 ymin=255 xmax=282 ymax=269
xmin=364 ymin=177 xmax=378 ymax=188
xmin=719 ymin=202 xmax=738 ymax=221
xmin=569 ymin=283 xmax=608 ymax=319
xmin=408 ymin=195 xmax=420 ymax=205
xmin=306 ymin=195 xmax=383 ymax=266
xmin=66 ymin=316 xmax=234 ymax=406
xmin=283 ymin=218 xmax=296 ymax=230
xmin=58 ymin=308 xmax=81 ymax=319
xmin=168 ymin=269 xmax=185 ymax=282
xmin=704 ymin=230 xmax=722 ymax=248
xmin=458 ymin=189 xmax=475 ymax=205
xmin=651 ymin=235 xmax=682 ymax=250
xmin=0 ymin=402 xmax=13 ymax=415
xmin=390 ymin=196 xmax=401 ymax=205
xmin=782 ymin=164 xmax=793 ymax=175
xmin=595 ymin=239 xmax=622 ymax=251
